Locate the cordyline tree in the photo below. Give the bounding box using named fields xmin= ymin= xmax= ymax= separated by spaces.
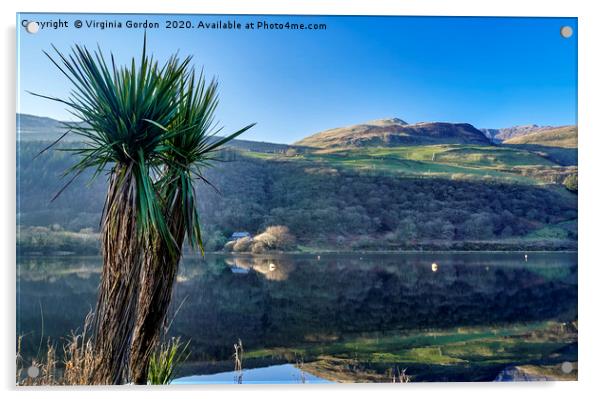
xmin=33 ymin=38 xmax=253 ymax=384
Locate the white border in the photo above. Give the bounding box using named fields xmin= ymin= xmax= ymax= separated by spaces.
xmin=2 ymin=1 xmax=601 ymax=399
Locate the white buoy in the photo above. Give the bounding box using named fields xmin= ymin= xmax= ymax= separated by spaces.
xmin=524 ymin=254 xmax=528 ymax=262
xmin=431 ymin=263 xmax=438 ymax=272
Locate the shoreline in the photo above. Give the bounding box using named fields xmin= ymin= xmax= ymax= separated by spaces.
xmin=16 ymin=248 xmax=579 ymax=258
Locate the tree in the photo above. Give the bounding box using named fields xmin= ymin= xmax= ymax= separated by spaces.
xmin=563 ymin=174 xmax=578 ymax=193
xmin=36 ymin=38 xmax=253 ymax=384
xmin=396 ymin=217 xmax=418 ymax=242
xmin=251 ymin=225 xmax=296 ymax=252
xmin=233 ymin=236 xmax=253 ymax=252
xmin=462 ymin=213 xmax=495 ymax=239
xmin=129 ymin=72 xmax=253 ymax=383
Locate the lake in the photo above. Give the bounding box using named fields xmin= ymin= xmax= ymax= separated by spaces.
xmin=16 ymin=252 xmax=578 ymax=383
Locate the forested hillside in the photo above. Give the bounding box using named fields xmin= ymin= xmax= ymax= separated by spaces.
xmin=17 ymin=140 xmax=577 ymax=254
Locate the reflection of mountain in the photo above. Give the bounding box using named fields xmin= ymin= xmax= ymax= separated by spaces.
xmin=17 ymin=253 xmax=577 ymax=362
xmin=17 ymin=257 xmax=100 ymax=359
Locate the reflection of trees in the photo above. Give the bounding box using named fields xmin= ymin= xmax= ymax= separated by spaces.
xmin=17 ymin=253 xmax=577 ymax=362
xmin=17 ymin=257 xmax=101 ymax=359
xmin=169 ymin=254 xmax=577 ymax=360
xmin=223 ymin=255 xmax=294 ymax=281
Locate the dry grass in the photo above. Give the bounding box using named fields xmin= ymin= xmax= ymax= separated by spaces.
xmin=504 ymin=126 xmax=577 ymax=148
xmin=17 ymin=313 xmax=188 ymax=386
xmin=17 ymin=314 xmax=96 ymax=386
xmin=295 ymin=356 xmax=307 ymax=384
xmin=233 ymin=339 xmax=244 ymax=384
xmin=62 ymin=314 xmax=97 ymax=385
xmin=391 ymin=366 xmax=411 ymax=383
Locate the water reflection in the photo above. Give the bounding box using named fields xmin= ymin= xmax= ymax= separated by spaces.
xmin=17 ymin=252 xmax=577 ymax=363
xmin=224 ymin=256 xmax=294 ymax=281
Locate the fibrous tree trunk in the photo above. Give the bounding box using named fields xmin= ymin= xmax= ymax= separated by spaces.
xmin=92 ymin=165 xmax=148 ymax=384
xmin=129 ymin=192 xmax=186 ymax=384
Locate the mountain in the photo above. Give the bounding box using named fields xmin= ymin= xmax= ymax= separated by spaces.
xmin=16 ymin=114 xmax=577 ymax=253
xmin=503 ymin=126 xmax=577 ymax=148
xmin=16 ymin=113 xmax=302 ymax=154
xmin=295 ymin=118 xmax=492 ymax=148
xmin=480 ymin=125 xmax=559 ymax=144
xmin=500 ymin=126 xmax=578 ymax=166
xmin=16 ymin=113 xmax=77 ymax=141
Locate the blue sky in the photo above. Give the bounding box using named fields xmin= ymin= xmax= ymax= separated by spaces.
xmin=17 ymin=14 xmax=577 ymax=144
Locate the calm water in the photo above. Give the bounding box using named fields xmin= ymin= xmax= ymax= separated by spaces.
xmin=172 ymin=364 xmax=332 ymax=384
xmin=16 ymin=252 xmax=577 ymax=382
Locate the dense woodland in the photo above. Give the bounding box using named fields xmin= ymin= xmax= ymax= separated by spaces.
xmin=17 ymin=141 xmax=577 ymax=254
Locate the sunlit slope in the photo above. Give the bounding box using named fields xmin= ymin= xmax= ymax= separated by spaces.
xmin=246 ymin=144 xmax=572 ymax=185
xmin=503 ymin=126 xmax=577 ymax=148
xmin=502 ymin=126 xmax=577 ymax=166
xmin=295 ymin=118 xmax=492 ymax=148
xmin=316 ymin=145 xmax=557 ymax=168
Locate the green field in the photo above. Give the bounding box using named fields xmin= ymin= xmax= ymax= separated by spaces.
xmin=322 ymin=145 xmax=556 ymax=166
xmin=243 ymin=144 xmax=570 ymax=185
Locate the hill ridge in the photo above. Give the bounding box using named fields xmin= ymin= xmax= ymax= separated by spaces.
xmin=503 ymin=125 xmax=577 ymax=148
xmin=295 ymin=118 xmax=491 ymax=148
xmin=480 ymin=124 xmax=574 ymax=143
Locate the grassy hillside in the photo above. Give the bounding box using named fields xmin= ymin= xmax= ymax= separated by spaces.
xmin=295 ymin=119 xmax=491 ymax=148
xmin=504 ymin=126 xmax=577 ymax=148
xmin=480 ymin=124 xmax=559 ymax=143
xmin=247 ymin=144 xmax=575 ymax=185
xmin=16 ymin=115 xmax=578 ymax=253
xmin=501 ymin=126 xmax=578 ymax=166
xmin=17 ymin=140 xmax=577 ymax=253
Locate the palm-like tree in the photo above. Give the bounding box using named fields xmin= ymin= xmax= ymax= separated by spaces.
xmin=129 ymin=72 xmax=253 ymax=383
xmin=34 ymin=38 xmax=253 ymax=384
